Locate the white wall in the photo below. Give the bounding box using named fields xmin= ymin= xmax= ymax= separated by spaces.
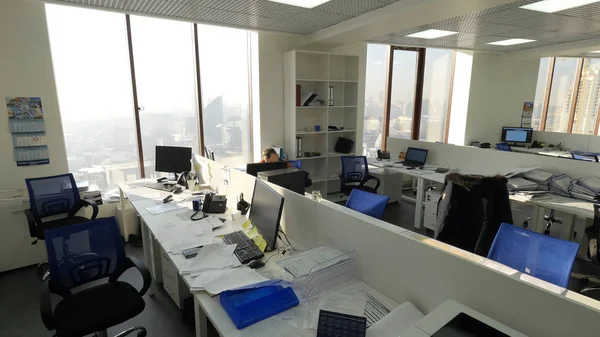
xmin=464 ymin=52 xmax=540 ymax=145
xmin=0 ymin=0 xmax=68 ymax=190
xmin=447 ymin=51 xmax=473 ymax=146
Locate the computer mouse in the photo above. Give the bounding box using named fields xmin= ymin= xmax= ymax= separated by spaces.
xmin=248 ymin=260 xmax=265 ymax=269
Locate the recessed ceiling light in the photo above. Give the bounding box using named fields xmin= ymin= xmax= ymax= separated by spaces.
xmin=591 ymin=50 xmax=600 ymax=53
xmin=520 ymin=0 xmax=600 ymax=13
xmin=487 ymin=38 xmax=537 ymax=46
xmin=406 ymin=29 xmax=458 ymax=39
xmin=268 ymin=0 xmax=332 ymax=8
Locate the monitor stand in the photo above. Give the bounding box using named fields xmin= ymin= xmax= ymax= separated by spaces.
xmin=175 ymin=171 xmax=188 ymax=186
xmin=264 ymin=244 xmax=277 ymax=253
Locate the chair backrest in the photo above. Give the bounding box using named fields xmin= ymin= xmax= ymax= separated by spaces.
xmin=25 ymin=174 xmax=80 ymax=220
xmin=487 ymin=223 xmax=580 ymax=288
xmin=496 ymin=142 xmax=512 ymax=152
xmin=345 ymin=189 xmax=389 ymax=219
xmin=44 ymin=217 xmax=126 ymax=296
xmin=341 ymin=156 xmax=369 ymax=183
xmin=288 ymin=160 xmax=302 ymax=169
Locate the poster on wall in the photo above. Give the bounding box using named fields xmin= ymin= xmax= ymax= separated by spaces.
xmin=6 ymin=97 xmax=49 ymax=166
xmin=521 ymin=102 xmax=533 ymax=128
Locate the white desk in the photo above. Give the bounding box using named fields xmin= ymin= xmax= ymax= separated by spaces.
xmin=119 ymin=181 xmax=398 ymax=337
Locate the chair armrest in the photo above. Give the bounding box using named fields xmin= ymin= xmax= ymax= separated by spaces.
xmin=110 ymin=257 xmax=151 ymax=297
xmin=40 ymin=278 xmax=56 ymax=330
xmin=67 ymin=199 xmax=99 ymax=219
xmin=24 ymin=209 xmax=38 ymax=238
xmin=360 ymin=175 xmax=381 ymax=191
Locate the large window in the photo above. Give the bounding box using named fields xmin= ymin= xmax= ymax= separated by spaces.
xmin=46 ymin=5 xmax=140 ymax=191
xmin=363 ymin=44 xmax=457 ymax=151
xmin=46 ymin=4 xmax=256 ymax=191
xmin=533 ymin=56 xmax=600 ymax=135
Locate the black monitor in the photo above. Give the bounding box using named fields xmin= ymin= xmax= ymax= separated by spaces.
xmin=405 ymin=147 xmax=428 ymax=165
xmin=246 ymin=161 xmax=288 ymax=177
xmin=155 ymin=146 xmax=192 ymax=174
xmin=501 ymin=127 xmax=533 ymax=145
xmin=249 ymin=179 xmax=284 ymax=252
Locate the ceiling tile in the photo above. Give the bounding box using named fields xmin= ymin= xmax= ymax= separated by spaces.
xmin=317 ymin=0 xmax=399 ymax=16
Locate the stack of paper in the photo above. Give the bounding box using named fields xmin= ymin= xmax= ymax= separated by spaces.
xmin=568 ymin=176 xmax=600 ymax=202
xmin=156 ymin=221 xmax=213 ymax=253
xmin=507 ymin=177 xmax=538 ymax=191
xmin=276 ymin=246 xmax=352 ymax=279
xmin=190 ymin=267 xmax=268 ymax=294
xmin=523 ymin=169 xmax=554 ymax=190
xmin=180 ymin=242 xmax=239 ymax=274
xmin=548 ymin=174 xmax=573 ymax=197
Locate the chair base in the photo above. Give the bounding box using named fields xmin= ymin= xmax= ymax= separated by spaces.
xmin=94 ymin=326 xmax=146 ymax=337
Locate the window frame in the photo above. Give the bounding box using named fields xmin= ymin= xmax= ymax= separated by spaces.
xmin=380 ymin=45 xmax=457 ymax=150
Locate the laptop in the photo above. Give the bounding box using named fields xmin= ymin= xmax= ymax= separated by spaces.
xmin=400 ymin=147 xmax=428 ymax=167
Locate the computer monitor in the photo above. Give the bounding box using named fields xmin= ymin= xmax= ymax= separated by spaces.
xmin=501 ymin=127 xmax=533 ymax=145
xmin=246 ymin=161 xmax=288 ymax=177
xmin=249 ymin=179 xmax=284 ymax=252
xmin=405 ymin=147 xmax=428 ymax=166
xmin=155 ymin=146 xmax=192 ymax=175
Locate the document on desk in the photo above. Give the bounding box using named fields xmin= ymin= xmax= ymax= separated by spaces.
xmin=276 ymin=246 xmax=351 ymax=278
xmin=340 ymin=284 xmax=396 ymax=327
xmin=146 ymin=203 xmax=185 ymax=215
xmin=201 ymin=267 xmax=269 ymax=295
xmin=180 ymin=243 xmax=237 ymax=273
xmin=309 ymin=292 xmax=367 ymax=330
xmin=230 ymin=316 xmax=310 ymax=337
xmin=367 ymin=302 xmax=424 ymax=337
xmin=127 ymin=190 xmax=160 ymax=201
xmin=504 ymin=166 xmax=540 ymax=178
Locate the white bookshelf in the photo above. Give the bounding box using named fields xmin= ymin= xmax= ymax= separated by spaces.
xmin=284 ymin=50 xmax=361 ymax=197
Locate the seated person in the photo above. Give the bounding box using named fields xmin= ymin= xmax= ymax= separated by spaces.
xmin=260 ymin=148 xmax=311 ymax=187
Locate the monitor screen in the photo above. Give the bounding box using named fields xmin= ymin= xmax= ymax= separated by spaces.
xmin=155 ymin=146 xmax=192 ymax=173
xmin=432 ymin=313 xmax=509 ymax=337
xmin=246 ymin=161 xmax=288 ymax=177
xmin=501 ymin=127 xmax=532 ymax=144
xmin=406 ymin=147 xmax=428 ymax=164
xmin=249 ymin=179 xmax=284 ymax=251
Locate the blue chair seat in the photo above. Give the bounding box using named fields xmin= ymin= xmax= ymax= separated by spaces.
xmin=487 ymin=223 xmax=580 ymax=288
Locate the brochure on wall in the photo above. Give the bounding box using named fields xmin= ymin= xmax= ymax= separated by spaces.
xmin=6 ymin=97 xmax=49 ymax=166
xmin=521 ymin=102 xmax=533 ymax=128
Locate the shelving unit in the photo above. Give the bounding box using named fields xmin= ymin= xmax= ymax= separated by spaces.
xmin=284 ymin=50 xmax=361 ymax=197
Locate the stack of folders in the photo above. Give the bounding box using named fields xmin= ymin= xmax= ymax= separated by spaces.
xmin=568 ymin=177 xmax=600 ymax=202
xmin=507 ymin=177 xmax=538 ymax=191
xmin=523 ymin=169 xmax=554 ymax=190
xmin=548 ymin=174 xmax=573 ymax=197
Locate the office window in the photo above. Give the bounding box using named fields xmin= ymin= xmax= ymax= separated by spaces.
xmin=420 ymin=49 xmax=454 ymax=142
xmin=389 ymin=49 xmax=418 ymax=140
xmin=129 ymin=15 xmax=200 ymax=177
xmin=572 ymin=59 xmax=600 ymax=135
xmin=197 ymin=25 xmax=254 ymax=167
xmin=534 ymin=56 xmax=600 ymax=135
xmin=46 ymin=5 xmax=140 ymax=191
xmin=531 ymin=58 xmax=551 ymax=131
xmin=363 ymin=44 xmax=388 ymax=156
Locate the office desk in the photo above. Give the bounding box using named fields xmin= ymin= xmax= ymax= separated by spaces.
xmin=119 ymin=181 xmax=399 ymax=337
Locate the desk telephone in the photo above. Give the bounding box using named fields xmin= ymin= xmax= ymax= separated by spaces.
xmin=202 ymin=193 xmax=227 ymax=214
xmin=377 ymin=150 xmax=390 ymax=160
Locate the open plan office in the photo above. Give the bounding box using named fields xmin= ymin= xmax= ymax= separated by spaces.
xmin=4 ymin=0 xmax=600 ymax=336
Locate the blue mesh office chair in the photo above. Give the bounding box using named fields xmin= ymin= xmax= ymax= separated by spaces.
xmin=41 ymin=217 xmax=150 ymax=337
xmin=345 ymin=189 xmax=390 ymax=219
xmin=496 ymin=142 xmax=512 ymax=152
xmin=340 ymin=156 xmax=381 ymax=196
xmin=487 ymin=223 xmax=580 ymax=288
xmin=25 ymin=173 xmax=99 ymax=245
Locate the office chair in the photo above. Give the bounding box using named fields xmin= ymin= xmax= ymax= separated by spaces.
xmin=41 ymin=217 xmax=150 ymax=337
xmin=25 ymin=173 xmax=99 ymax=246
xmin=340 ymin=156 xmax=381 ymax=196
xmin=488 ymin=223 xmax=579 ymax=288
xmin=581 ymin=204 xmax=600 ymax=295
xmin=496 ymin=142 xmax=512 ymax=152
xmin=571 ymin=152 xmax=599 ymax=162
xmin=345 ymin=189 xmax=389 ymax=219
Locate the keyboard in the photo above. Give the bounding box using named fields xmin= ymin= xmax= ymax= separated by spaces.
xmin=317 ymin=310 xmax=366 ymax=337
xmin=222 ymin=231 xmax=264 ymax=264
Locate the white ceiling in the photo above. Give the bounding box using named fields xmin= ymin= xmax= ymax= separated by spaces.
xmin=368 ymin=0 xmax=600 ymax=52
xmin=41 ymin=0 xmax=403 ymax=35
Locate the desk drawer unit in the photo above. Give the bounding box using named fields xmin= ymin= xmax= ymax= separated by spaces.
xmin=160 ymin=248 xmax=189 ymax=309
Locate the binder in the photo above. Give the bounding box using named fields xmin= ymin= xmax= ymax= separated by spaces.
xmin=220 ymin=285 xmax=299 ymax=329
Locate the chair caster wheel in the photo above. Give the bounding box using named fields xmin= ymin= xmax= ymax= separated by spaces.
xmin=137 ymin=329 xmax=147 ymax=337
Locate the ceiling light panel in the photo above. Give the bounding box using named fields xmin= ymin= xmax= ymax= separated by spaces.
xmin=520 ymin=0 xmax=600 ymax=13
xmin=406 ymin=29 xmax=458 ymax=39
xmin=487 ymin=38 xmax=537 ymax=46
xmin=268 ymin=0 xmax=333 ymax=9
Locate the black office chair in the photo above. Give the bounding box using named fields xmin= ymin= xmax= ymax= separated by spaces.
xmin=25 ymin=173 xmax=99 ymax=245
xmin=41 ymin=217 xmax=150 ymax=337
xmin=340 ymin=156 xmax=381 ymax=196
xmin=581 ymin=204 xmax=600 ymax=296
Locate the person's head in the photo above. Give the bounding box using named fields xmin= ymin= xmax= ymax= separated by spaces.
xmin=262 ymin=148 xmax=279 ymax=163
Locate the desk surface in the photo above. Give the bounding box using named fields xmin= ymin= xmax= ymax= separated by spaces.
xmin=122 ymin=182 xmax=399 ymax=337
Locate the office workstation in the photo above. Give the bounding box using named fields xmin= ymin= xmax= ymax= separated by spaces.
xmin=5 ymin=0 xmax=600 ymax=336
